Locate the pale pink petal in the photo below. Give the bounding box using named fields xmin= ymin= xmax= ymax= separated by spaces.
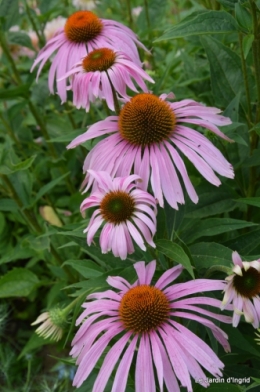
xmin=149 ymin=332 xmax=164 ymax=392
xmin=232 ymin=251 xmax=243 ymax=267
xmin=92 ymin=332 xmax=132 ymax=392
xmin=111 ymin=335 xmax=138 ymax=392
xmin=155 ymin=265 xmax=183 ymax=290
xmin=135 ymin=334 xmax=156 ymax=392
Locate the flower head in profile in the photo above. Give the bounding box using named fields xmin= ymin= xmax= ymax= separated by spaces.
xmin=80 ymin=170 xmax=157 ymax=260
xmin=31 ymin=308 xmax=67 ymax=341
xmin=58 ymin=47 xmax=154 ymax=111
xmin=31 ymin=11 xmax=147 ymax=102
xmin=68 ymin=92 xmax=234 ymax=209
xmin=221 ymin=251 xmax=260 ymax=328
xmin=71 ymin=260 xmax=231 ymax=391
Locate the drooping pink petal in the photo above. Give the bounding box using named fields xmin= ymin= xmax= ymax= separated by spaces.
xmin=135 ymin=334 xmax=156 ymax=392
xmin=92 ymin=332 xmax=132 ymax=392
xmin=111 ymin=335 xmax=138 ymax=392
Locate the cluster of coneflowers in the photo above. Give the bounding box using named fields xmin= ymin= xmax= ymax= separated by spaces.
xmin=30 ymin=9 xmax=260 ymax=392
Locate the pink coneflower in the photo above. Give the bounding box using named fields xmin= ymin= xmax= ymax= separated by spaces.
xmin=67 ymin=93 xmax=234 ymax=209
xmin=58 ymin=47 xmax=154 ymax=111
xmin=31 ymin=11 xmax=147 ymax=102
xmin=80 ymin=170 xmax=157 ymax=259
xmin=221 ymin=251 xmax=260 ymax=328
xmin=71 ymin=260 xmax=231 ymax=391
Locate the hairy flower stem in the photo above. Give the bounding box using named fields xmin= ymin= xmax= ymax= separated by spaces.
xmin=250 ymin=0 xmax=260 ymax=123
xmin=0 ymin=31 xmax=76 ymax=194
xmin=126 ymin=0 xmax=133 ymax=29
xmin=1 ymin=174 xmax=74 ymax=280
xmin=23 ymin=1 xmax=46 ymax=47
xmin=64 ymin=102 xmax=77 ymax=129
xmin=106 ymin=72 xmax=121 ymax=115
xmin=143 ymin=0 xmax=151 ymax=30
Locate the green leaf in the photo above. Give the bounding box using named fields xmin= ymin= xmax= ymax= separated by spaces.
xmin=223 ymin=227 xmax=260 ymax=254
xmin=8 ymin=31 xmax=35 ymax=50
xmin=186 ymin=187 xmax=238 ymax=218
xmin=0 ymin=198 xmax=18 ymax=212
xmin=32 ymin=172 xmax=70 ymax=204
xmin=28 ymin=235 xmax=50 ymax=251
xmin=18 ymin=333 xmax=53 ymax=359
xmin=201 ymin=36 xmax=243 ymax=107
xmin=0 ymin=155 xmax=36 ymax=175
xmin=0 ymin=85 xmax=30 ymax=100
xmin=156 ymin=239 xmax=194 ymax=278
xmin=236 ymin=198 xmax=260 ymax=208
xmin=235 ymin=3 xmax=252 ymax=32
xmin=223 ymin=324 xmax=260 ymax=358
xmin=67 ymin=266 xmax=137 ymax=294
xmin=63 ymin=259 xmax=103 ymax=278
xmin=47 ymin=129 xmax=83 ymax=143
xmin=216 ymin=0 xmax=237 ymax=9
xmin=242 ymin=34 xmax=254 ymax=59
xmin=0 ymin=268 xmax=39 ymax=298
xmin=243 ymin=149 xmax=260 ymax=167
xmin=194 ymin=383 xmax=243 ymax=392
xmin=189 ymin=242 xmax=233 ymax=269
xmin=0 ymin=0 xmax=19 ymax=30
xmin=156 ymin=11 xmax=238 ymax=41
xmin=184 ymin=218 xmax=257 ymax=243
xmin=137 ymin=0 xmax=168 ymax=31
xmin=0 ymin=243 xmax=36 ymax=265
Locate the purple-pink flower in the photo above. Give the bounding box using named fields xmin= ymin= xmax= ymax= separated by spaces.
xmin=67 ymin=92 xmax=234 ymax=209
xmin=221 ymin=251 xmax=260 ymax=328
xmin=71 ymin=260 xmax=231 ymax=391
xmin=31 ymin=11 xmax=147 ymax=102
xmin=58 ymin=47 xmax=154 ymax=111
xmin=80 ymin=170 xmax=157 ymax=259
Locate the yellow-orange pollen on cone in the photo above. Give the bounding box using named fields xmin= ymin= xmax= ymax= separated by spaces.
xmin=119 ymin=285 xmax=170 ymax=333
xmin=233 ymin=267 xmax=260 ymax=298
xmin=100 ymin=190 xmax=135 ymax=224
xmin=64 ymin=11 xmax=103 ymax=43
xmin=118 ymin=93 xmax=176 ymax=147
xmin=82 ymin=48 xmax=116 ymax=72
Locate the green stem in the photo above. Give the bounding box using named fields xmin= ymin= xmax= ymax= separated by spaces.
xmin=24 ymin=1 xmax=45 ymax=47
xmin=106 ymin=72 xmax=121 ymax=115
xmin=64 ymin=102 xmax=77 ymax=129
xmin=0 ymin=112 xmax=21 ymax=146
xmin=147 ymin=244 xmax=158 ymax=261
xmin=143 ymin=0 xmax=151 ymax=30
xmin=0 ymin=30 xmax=22 ymax=84
xmin=126 ymin=0 xmax=133 ymax=29
xmin=249 ymin=0 xmax=260 ymax=122
xmin=247 ymin=1 xmax=260 ymax=199
xmin=62 ymin=292 xmax=87 ymax=316
xmin=238 ymin=32 xmax=253 ymax=124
